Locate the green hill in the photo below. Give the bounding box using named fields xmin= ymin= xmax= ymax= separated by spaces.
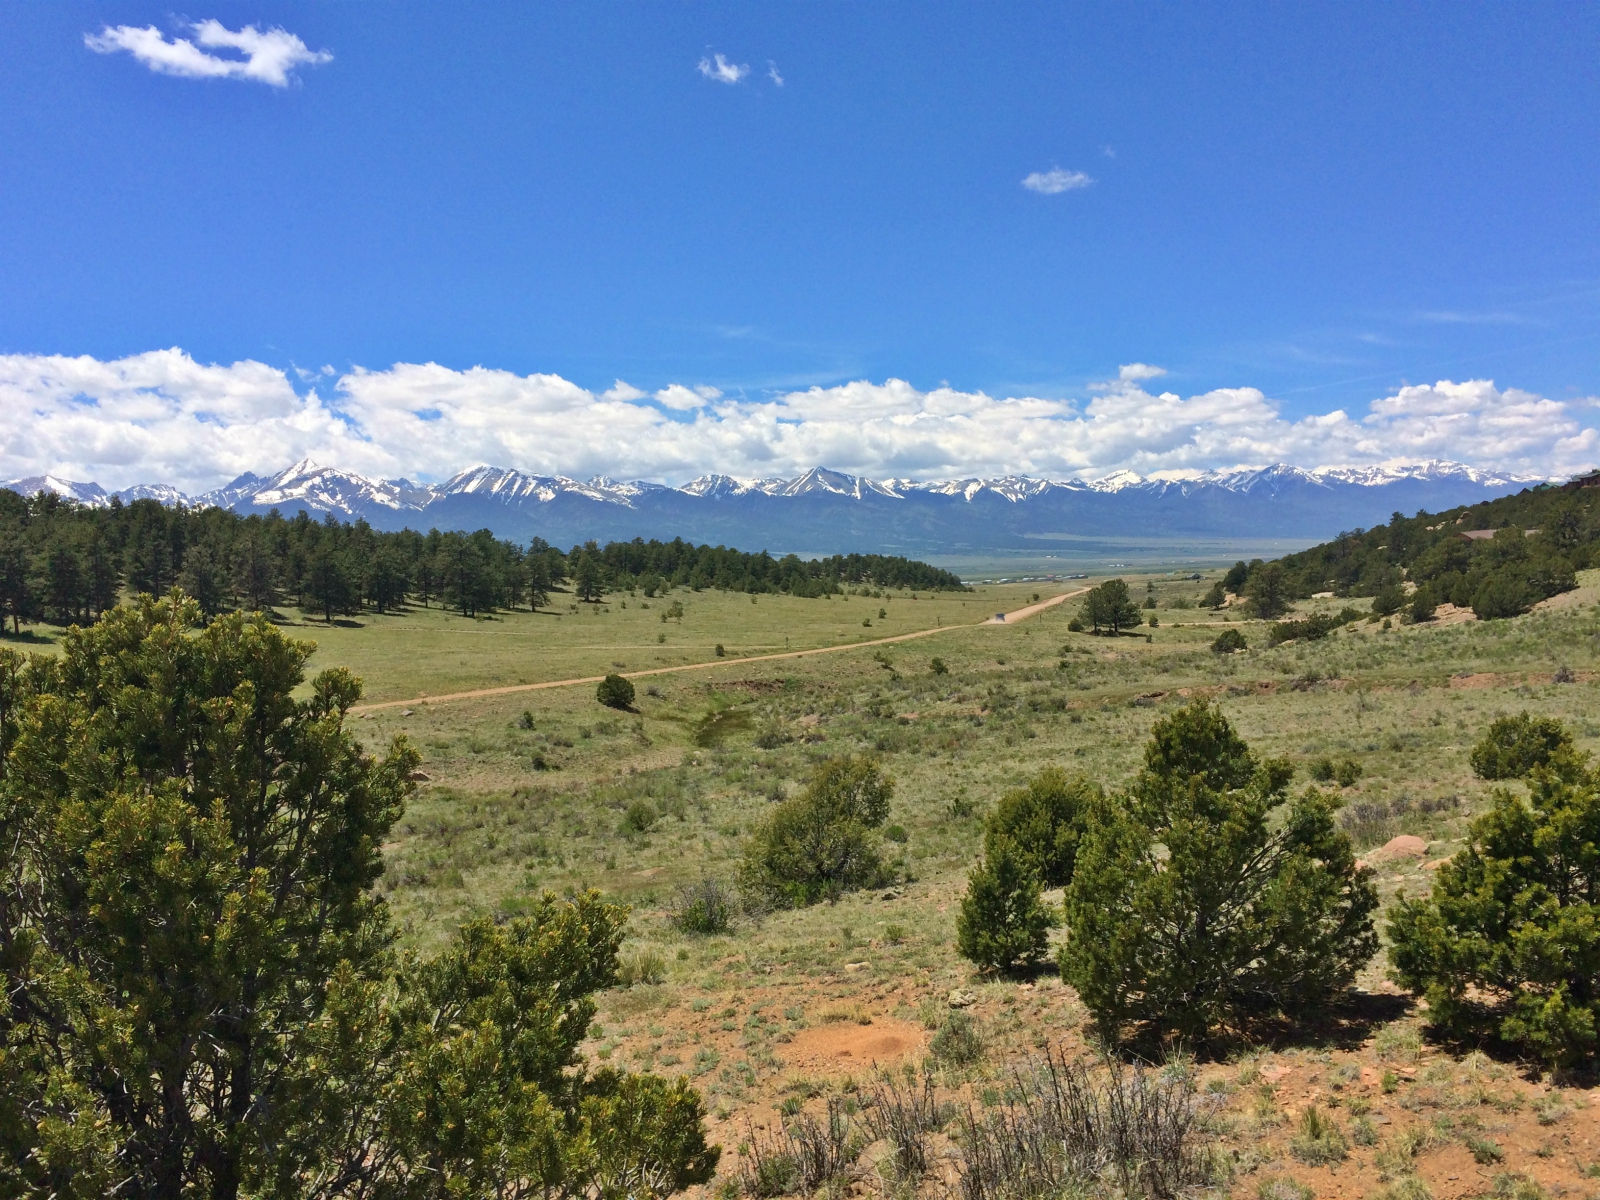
xmin=1254 ymin=471 xmax=1600 ymax=620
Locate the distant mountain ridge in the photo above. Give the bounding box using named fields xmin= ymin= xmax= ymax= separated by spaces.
xmin=1 ymin=459 xmax=1543 ymax=553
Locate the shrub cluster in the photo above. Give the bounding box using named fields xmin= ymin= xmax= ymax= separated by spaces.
xmin=956 ymin=701 xmax=1379 ymax=1042
xmin=1468 ymin=711 xmax=1574 ymax=780
xmin=597 ymin=672 xmax=637 ymax=710
xmin=669 ymin=876 xmax=738 ymax=934
xmin=1389 ymin=715 xmax=1600 ymax=1065
xmin=1309 ymin=755 xmax=1364 ymax=787
xmin=954 ymin=1048 xmax=1218 ymax=1200
xmin=1265 ymin=608 xmax=1363 ymax=646
xmin=738 ymin=756 xmax=897 ymax=907
xmin=955 ymin=770 xmax=1098 ymax=973
xmin=1210 ymin=627 xmax=1247 ymax=653
xmin=1061 ymin=702 xmax=1379 ymax=1040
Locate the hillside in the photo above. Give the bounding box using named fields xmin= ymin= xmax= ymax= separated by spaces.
xmin=1270 ymin=471 xmax=1600 ymax=618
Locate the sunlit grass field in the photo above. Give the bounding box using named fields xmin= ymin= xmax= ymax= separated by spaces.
xmin=297 ymin=582 xmax=1017 ymax=703
xmin=313 ymin=569 xmax=1600 ymax=956
xmin=11 ymin=566 xmax=1600 ymax=1196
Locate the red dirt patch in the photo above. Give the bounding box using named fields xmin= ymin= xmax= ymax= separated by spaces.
xmin=783 ymin=1018 xmax=927 ymax=1070
xmin=1375 ymin=834 xmax=1429 ymax=860
xmin=1449 ymin=672 xmax=1500 ymax=689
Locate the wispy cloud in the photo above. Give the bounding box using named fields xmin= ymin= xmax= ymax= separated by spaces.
xmin=85 ymin=19 xmax=331 ymax=87
xmin=1415 ymin=310 xmax=1529 ymax=326
xmin=1022 ymin=167 xmax=1093 ymax=195
xmin=2 ymin=350 xmax=1594 ymax=492
xmin=696 ymin=52 xmax=749 ymax=84
xmin=767 ymin=60 xmax=784 ymax=87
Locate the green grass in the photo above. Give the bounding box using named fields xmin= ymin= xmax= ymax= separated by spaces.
xmin=313 ymin=568 xmax=1600 ymax=965
xmin=297 ymin=582 xmax=1030 ymax=704
xmin=12 ymin=563 xmax=1600 ymax=1192
xmin=15 ymin=567 xmax=1600 ymax=1079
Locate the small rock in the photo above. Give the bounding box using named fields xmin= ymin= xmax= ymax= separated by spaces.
xmin=400 ymin=709 xmax=414 ymax=717
xmin=948 ymin=989 xmax=977 ymax=1008
xmin=407 ymin=770 xmax=431 ymax=782
xmin=844 ymin=961 xmax=869 ymax=971
xmin=881 ymin=888 xmax=903 ymax=901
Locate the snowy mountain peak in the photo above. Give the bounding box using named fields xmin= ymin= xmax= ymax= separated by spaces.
xmin=775 ymin=467 xmax=903 ymax=500
xmin=681 ymin=474 xmax=752 ymax=499
xmin=1087 ymin=469 xmax=1146 ymax=492
xmin=0 ymin=475 xmax=111 ymax=506
xmin=1310 ymin=461 xmax=1526 ymax=488
xmin=2 ymin=458 xmax=1545 ymax=554
xmin=118 ymin=483 xmax=189 ymax=505
xmin=219 ymin=461 xmax=438 ymax=513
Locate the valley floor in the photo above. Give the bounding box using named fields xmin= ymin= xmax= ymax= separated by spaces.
xmin=12 ymin=568 xmax=1600 ymax=1200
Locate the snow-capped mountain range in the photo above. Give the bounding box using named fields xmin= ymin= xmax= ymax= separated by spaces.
xmin=2 ymin=459 xmax=1541 ymax=552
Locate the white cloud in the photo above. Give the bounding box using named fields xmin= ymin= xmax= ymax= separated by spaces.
xmin=601 ymin=380 xmax=647 ymax=402
xmin=653 ymin=384 xmax=721 ymax=410
xmin=1 ymin=348 xmax=1594 ymax=492
xmin=767 ymin=61 xmax=784 ymax=86
xmin=697 ymin=53 xmax=749 ymax=84
xmin=85 ymin=19 xmax=331 ymax=87
xmin=1022 ymin=168 xmax=1093 ymax=195
xmin=1117 ymin=363 xmax=1166 ymax=383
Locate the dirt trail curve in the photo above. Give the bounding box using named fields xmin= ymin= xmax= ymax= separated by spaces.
xmin=350 ymin=587 xmax=1088 ymax=714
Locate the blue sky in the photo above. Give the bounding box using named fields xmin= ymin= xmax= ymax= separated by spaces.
xmin=1 ymin=3 xmax=1597 ymax=490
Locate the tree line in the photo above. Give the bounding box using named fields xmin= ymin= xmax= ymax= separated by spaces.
xmin=0 ymin=487 xmax=966 ymax=633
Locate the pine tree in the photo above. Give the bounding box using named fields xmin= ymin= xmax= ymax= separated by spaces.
xmin=1079 ymin=578 xmax=1142 ymax=635
xmin=957 ymin=838 xmax=1057 ymax=972
xmin=1390 ymin=722 xmax=1600 ymax=1066
xmin=1246 ymin=561 xmax=1293 ymax=619
xmin=0 ymin=594 xmax=721 ymax=1199
xmin=983 ymin=767 xmax=1097 ymax=887
xmin=574 ymin=549 xmax=605 ymax=603
xmin=1061 ymin=701 xmax=1377 ymax=1040
xmin=526 ymin=552 xmax=552 ymax=611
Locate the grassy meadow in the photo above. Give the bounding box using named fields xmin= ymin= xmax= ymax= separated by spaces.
xmin=16 ymin=567 xmax=1600 ymax=1199
xmin=314 ymin=567 xmax=1600 ymax=1199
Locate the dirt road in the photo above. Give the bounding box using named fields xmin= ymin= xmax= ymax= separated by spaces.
xmin=350 ymin=587 xmax=1089 ymax=714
